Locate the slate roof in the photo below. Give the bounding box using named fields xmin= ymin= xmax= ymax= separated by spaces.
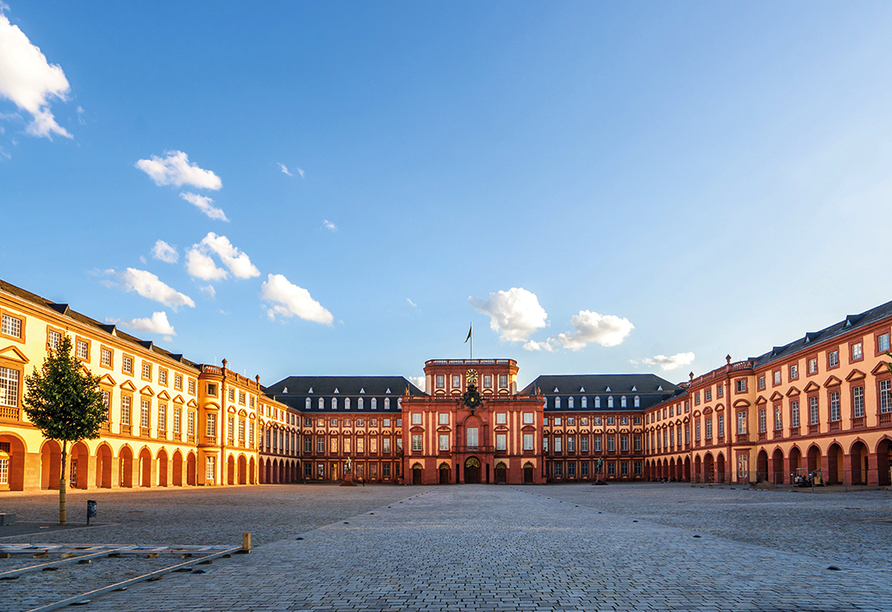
xmin=265 ymin=376 xmax=425 ymax=411
xmin=520 ymin=374 xmax=681 ymax=412
xmin=751 ymin=298 xmax=892 ymax=368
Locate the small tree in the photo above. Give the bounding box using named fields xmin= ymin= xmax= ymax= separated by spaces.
xmin=24 ymin=335 xmax=105 ymax=525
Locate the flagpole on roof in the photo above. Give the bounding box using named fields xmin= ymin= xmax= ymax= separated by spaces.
xmin=465 ymin=323 xmax=473 ymax=360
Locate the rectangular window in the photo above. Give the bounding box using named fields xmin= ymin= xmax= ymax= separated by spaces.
xmin=142 ymin=361 xmax=152 ymax=380
xmin=808 ymin=358 xmax=818 ymax=374
xmin=304 ymin=437 xmax=312 ymax=453
xmin=496 ymin=413 xmax=506 ymax=425
xmin=411 ymin=413 xmax=422 ymax=425
xmin=716 ymin=384 xmax=723 ymax=398
xmin=879 ymin=380 xmax=891 ymax=413
xmin=188 ymin=411 xmax=195 ymax=436
xmin=438 ymin=413 xmax=449 ymax=425
xmin=790 ymin=400 xmax=800 ymax=428
xmin=621 ymin=462 xmax=629 ymax=476
xmin=228 ymin=388 xmax=235 ymax=402
xmin=634 ymin=461 xmax=642 ymax=476
xmin=828 ymin=350 xmax=839 ymax=368
xmin=878 ymin=333 xmax=890 ymax=354
xmin=607 ymin=436 xmax=615 ymax=452
xmin=554 ymin=436 xmax=563 ymax=453
xmin=159 ymin=368 xmax=167 ymax=385
xmin=174 ymin=373 xmax=183 ymax=390
xmin=239 ymin=391 xmax=246 ymax=405
xmin=593 ymin=436 xmax=602 ymax=452
xmin=695 ymin=420 xmax=701 ymax=441
xmin=567 ymin=462 xmax=576 ymax=477
xmin=790 ymin=364 xmax=799 ymax=380
xmin=567 ymin=436 xmax=575 ymax=452
xmin=452 ymin=375 xmax=460 ymax=388
xmin=499 ymin=374 xmax=508 ymax=388
xmin=523 ymin=433 xmax=534 ymax=451
xmin=141 ymin=399 xmax=150 ymax=429
xmin=773 ymin=371 xmax=781 ymax=386
xmin=523 ymin=412 xmax=534 ymax=425
xmin=436 ymin=375 xmax=444 ymax=389
xmin=438 ymin=433 xmax=450 ymax=451
xmin=317 ymin=438 xmax=325 ymax=453
xmin=158 ymin=403 xmax=167 ymax=432
xmin=735 ymin=379 xmax=747 ymax=393
xmin=705 ymin=417 xmax=713 ymax=439
xmin=829 ymin=391 xmax=840 ymax=422
xmin=412 ymin=434 xmax=422 ymax=451
xmin=620 ymin=435 xmax=628 ymax=451
xmin=809 ymin=397 xmax=819 ymax=425
xmin=757 ymin=376 xmax=765 ymax=391
xmin=382 ymin=464 xmax=391 ymax=478
xmin=758 ymin=408 xmax=767 ymax=433
xmin=581 ymin=462 xmax=589 ymax=477
xmin=496 ymin=433 xmax=507 ymax=451
xmin=852 ymin=343 xmax=863 ymax=361
xmin=607 ymin=462 xmax=616 ymax=476
xmin=383 ymin=437 xmax=391 ymax=453
xmin=467 ymin=427 xmax=479 ymax=447
xmin=774 ymin=406 xmax=782 ymax=431
xmin=704 ymin=389 xmax=712 ymax=401
xmin=343 ymin=438 xmax=351 ymax=454
xmin=606 ymin=417 xmax=614 ymax=425
xmin=173 ymin=406 xmax=181 ymax=434
xmin=75 ymin=339 xmax=89 ymax=359
xmin=206 ymin=456 xmax=215 ymax=483
xmin=330 ymin=437 xmax=338 ymax=453
xmin=228 ymin=416 xmax=235 ymax=443
xmin=554 ymin=463 xmax=562 ymax=477
xmin=717 ymin=417 xmax=724 ymax=438
xmin=483 ymin=374 xmax=492 ymax=388
xmin=580 ymin=436 xmax=589 ymax=452
xmin=737 ymin=411 xmax=747 ymax=435
xmin=852 ymin=386 xmax=864 ymax=418
xmin=206 ymin=413 xmax=216 ymax=437
xmin=0 ymin=366 xmax=20 ymax=408
xmin=188 ymin=379 xmax=196 ymax=395
xmin=207 ymin=383 xmax=217 ymax=397
xmin=122 ymin=355 xmax=133 ymax=375
xmin=1 ymin=313 xmax=23 ymax=339
xmin=47 ymin=329 xmax=62 ymax=350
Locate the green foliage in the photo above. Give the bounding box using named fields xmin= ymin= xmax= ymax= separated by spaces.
xmin=23 ymin=335 xmax=105 ymax=443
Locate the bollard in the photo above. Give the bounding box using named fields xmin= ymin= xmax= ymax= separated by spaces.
xmin=87 ymin=500 xmax=97 ymax=526
xmin=242 ymin=532 xmax=251 ymax=553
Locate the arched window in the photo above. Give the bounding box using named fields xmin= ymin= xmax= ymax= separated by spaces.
xmin=318 ymin=398 xmax=324 ymax=409
xmin=555 ymin=397 xmax=561 ymax=409
xmin=397 ymin=397 xmax=402 ymax=409
xmin=568 ymin=397 xmax=574 ymax=409
xmin=358 ymin=397 xmax=364 ymax=410
xmin=371 ymin=398 xmax=377 ymax=410
xmin=305 ymin=398 xmax=311 ymax=410
xmin=332 ymin=397 xmax=337 ymax=410
xmin=607 ymin=396 xmax=614 ymax=408
xmin=345 ymin=398 xmax=351 ymax=410
xmin=621 ymin=396 xmax=627 ymax=408
xmin=634 ymin=396 xmax=640 ymax=408
xmin=384 ymin=398 xmax=390 ymax=410
xmin=581 ymin=396 xmax=587 ymax=408
xmin=594 ymin=397 xmax=600 ymax=408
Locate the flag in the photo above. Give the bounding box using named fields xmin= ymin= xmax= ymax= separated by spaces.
xmin=465 ymin=324 xmax=472 ymax=343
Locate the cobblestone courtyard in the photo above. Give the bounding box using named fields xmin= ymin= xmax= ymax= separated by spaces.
xmin=2 ymin=483 xmax=891 ymax=611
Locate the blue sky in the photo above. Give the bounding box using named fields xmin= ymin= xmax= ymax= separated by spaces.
xmin=2 ymin=2 xmax=892 ymax=389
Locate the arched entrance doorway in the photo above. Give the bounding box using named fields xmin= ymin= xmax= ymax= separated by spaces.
xmin=186 ymin=452 xmax=196 ymax=486
xmin=693 ymin=455 xmax=701 ymax=483
xmin=69 ymin=442 xmax=90 ymax=489
xmin=523 ymin=462 xmax=534 ymax=484
xmin=464 ymin=457 xmax=481 ymax=484
xmin=756 ymin=450 xmax=768 ymax=482
xmin=850 ymin=441 xmax=869 ymax=485
xmin=249 ymin=457 xmax=256 ymax=484
xmin=227 ymin=455 xmax=235 ymax=485
xmin=96 ymin=444 xmax=112 ymax=488
xmin=494 ymin=462 xmax=507 ymax=484
xmin=788 ymin=446 xmax=802 ymax=481
xmin=827 ymin=443 xmax=843 ymax=485
xmin=157 ymin=449 xmax=169 ymax=487
xmin=172 ymin=450 xmax=183 ymax=486
xmin=439 ymin=462 xmax=451 ymax=484
xmin=877 ymin=438 xmax=892 ymax=486
xmin=119 ymin=446 xmax=134 ymax=488
xmin=238 ymin=455 xmax=247 ymax=484
xmin=807 ymin=445 xmax=821 ymax=478
xmin=40 ymin=440 xmax=62 ymax=490
xmin=0 ymin=435 xmax=26 ymax=491
xmin=138 ymin=448 xmax=152 ymax=487
xmin=412 ymin=463 xmax=423 ymax=485
xmin=716 ymin=453 xmax=726 ymax=483
xmin=683 ymin=456 xmax=691 ymax=482
xmin=703 ymin=453 xmax=714 ymax=483
xmin=771 ymin=448 xmax=784 ymax=484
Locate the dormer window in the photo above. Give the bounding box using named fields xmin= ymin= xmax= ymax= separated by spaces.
xmin=568 ymin=397 xmax=574 ymax=409
xmin=594 ymin=397 xmax=600 ymax=408
xmin=555 ymin=397 xmax=561 ymax=409
xmin=581 ymin=396 xmax=587 ymax=408
xmin=607 ymin=396 xmax=614 ymax=408
xmin=621 ymin=396 xmax=627 ymax=408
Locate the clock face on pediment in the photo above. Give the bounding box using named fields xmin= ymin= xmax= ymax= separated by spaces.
xmin=465 ymin=369 xmax=478 ymax=385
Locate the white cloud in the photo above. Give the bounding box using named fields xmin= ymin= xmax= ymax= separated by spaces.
xmin=642 ymin=352 xmax=695 ymax=371
xmin=406 ymin=298 xmax=417 ymax=307
xmin=523 ymin=339 xmax=556 ymax=352
xmin=151 ymin=239 xmax=178 ymax=263
xmin=408 ymin=375 xmax=426 ymax=392
xmin=468 ymin=287 xmax=547 ymax=342
xmin=555 ymin=310 xmax=634 ymax=350
xmin=109 ymin=311 xmax=176 ymax=337
xmin=135 ymin=150 xmax=221 ymax=190
xmin=180 ymin=192 xmax=228 ymax=221
xmin=199 ymin=285 xmax=216 ymax=299
xmin=0 ymin=12 xmax=72 ymax=139
xmin=277 ymin=162 xmax=292 ymax=176
xmin=108 ymin=268 xmax=195 ymax=310
xmin=260 ymin=273 xmax=333 ymax=325
xmin=322 ymin=219 xmax=336 ymax=231
xmin=296 ymin=167 xmax=305 ymax=178
xmin=185 ymin=233 xmax=259 ymax=281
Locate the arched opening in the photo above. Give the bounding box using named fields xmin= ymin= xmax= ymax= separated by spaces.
xmin=412 ymin=462 xmax=424 ymax=485
xmin=157 ymin=449 xmax=169 ymax=487
xmin=693 ymin=455 xmax=702 ymax=483
xmin=138 ymin=448 xmax=152 ymax=487
xmin=439 ymin=462 xmax=451 ymax=484
xmin=807 ymin=445 xmax=821 ymax=480
xmin=119 ymin=446 xmax=134 ymax=488
xmin=788 ymin=446 xmax=802 ymax=481
xmin=464 ymin=457 xmax=481 ymax=484
xmin=877 ymin=438 xmax=892 ymax=486
xmin=827 ymin=443 xmax=843 ymax=485
xmin=172 ymin=450 xmax=183 ymax=486
xmin=0 ymin=434 xmax=26 ymax=491
xmin=227 ymin=455 xmax=235 ymax=485
xmin=494 ymin=461 xmax=507 ymax=484
xmin=186 ymin=452 xmax=196 ymax=486
xmin=40 ymin=440 xmax=62 ymax=490
xmin=523 ymin=461 xmax=534 ymax=484
xmin=96 ymin=444 xmax=113 ymax=489
xmin=703 ymin=453 xmax=714 ymax=484
xmin=249 ymin=457 xmax=256 ymax=484
xmin=683 ymin=456 xmax=691 ymax=482
xmin=69 ymin=441 xmax=90 ymax=489
xmin=756 ymin=450 xmax=768 ymax=482
xmin=716 ymin=453 xmax=726 ymax=483
xmin=238 ymin=455 xmax=247 ymax=485
xmin=771 ymin=448 xmax=784 ymax=484
xmin=849 ymin=441 xmax=869 ymax=485
xmin=669 ymin=458 xmax=676 ymax=481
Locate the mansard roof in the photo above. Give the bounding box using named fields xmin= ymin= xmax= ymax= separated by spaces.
xmin=752 ymin=298 xmax=892 ymax=367
xmin=265 ymin=376 xmax=425 ymax=399
xmin=520 ymin=373 xmax=680 ymax=397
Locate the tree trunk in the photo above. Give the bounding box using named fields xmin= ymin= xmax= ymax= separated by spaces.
xmin=59 ymin=440 xmax=67 ymax=526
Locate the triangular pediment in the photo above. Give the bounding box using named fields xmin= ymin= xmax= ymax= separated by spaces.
xmin=98 ymin=373 xmax=117 ymax=387
xmin=187 ymin=399 xmax=198 ymax=408
xmin=157 ymin=390 xmax=171 ymax=400
xmin=823 ymin=375 xmax=842 ymax=388
xmin=769 ymin=391 xmax=784 ymax=402
xmin=139 ymin=385 xmax=155 ymax=396
xmin=173 ymin=394 xmax=185 ymax=404
xmin=120 ymin=380 xmax=137 ymax=392
xmin=786 ymin=386 xmax=801 ymax=397
xmin=0 ymin=345 xmax=29 ymax=363
xmin=845 ymin=369 xmax=866 ymax=382
xmin=755 ymin=395 xmax=768 ymax=405
xmin=871 ymin=362 xmax=891 ymax=376
xmin=803 ymin=381 xmax=821 ymax=393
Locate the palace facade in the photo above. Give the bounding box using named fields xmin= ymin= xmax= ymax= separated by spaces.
xmin=1 ymin=277 xmax=891 ymax=491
